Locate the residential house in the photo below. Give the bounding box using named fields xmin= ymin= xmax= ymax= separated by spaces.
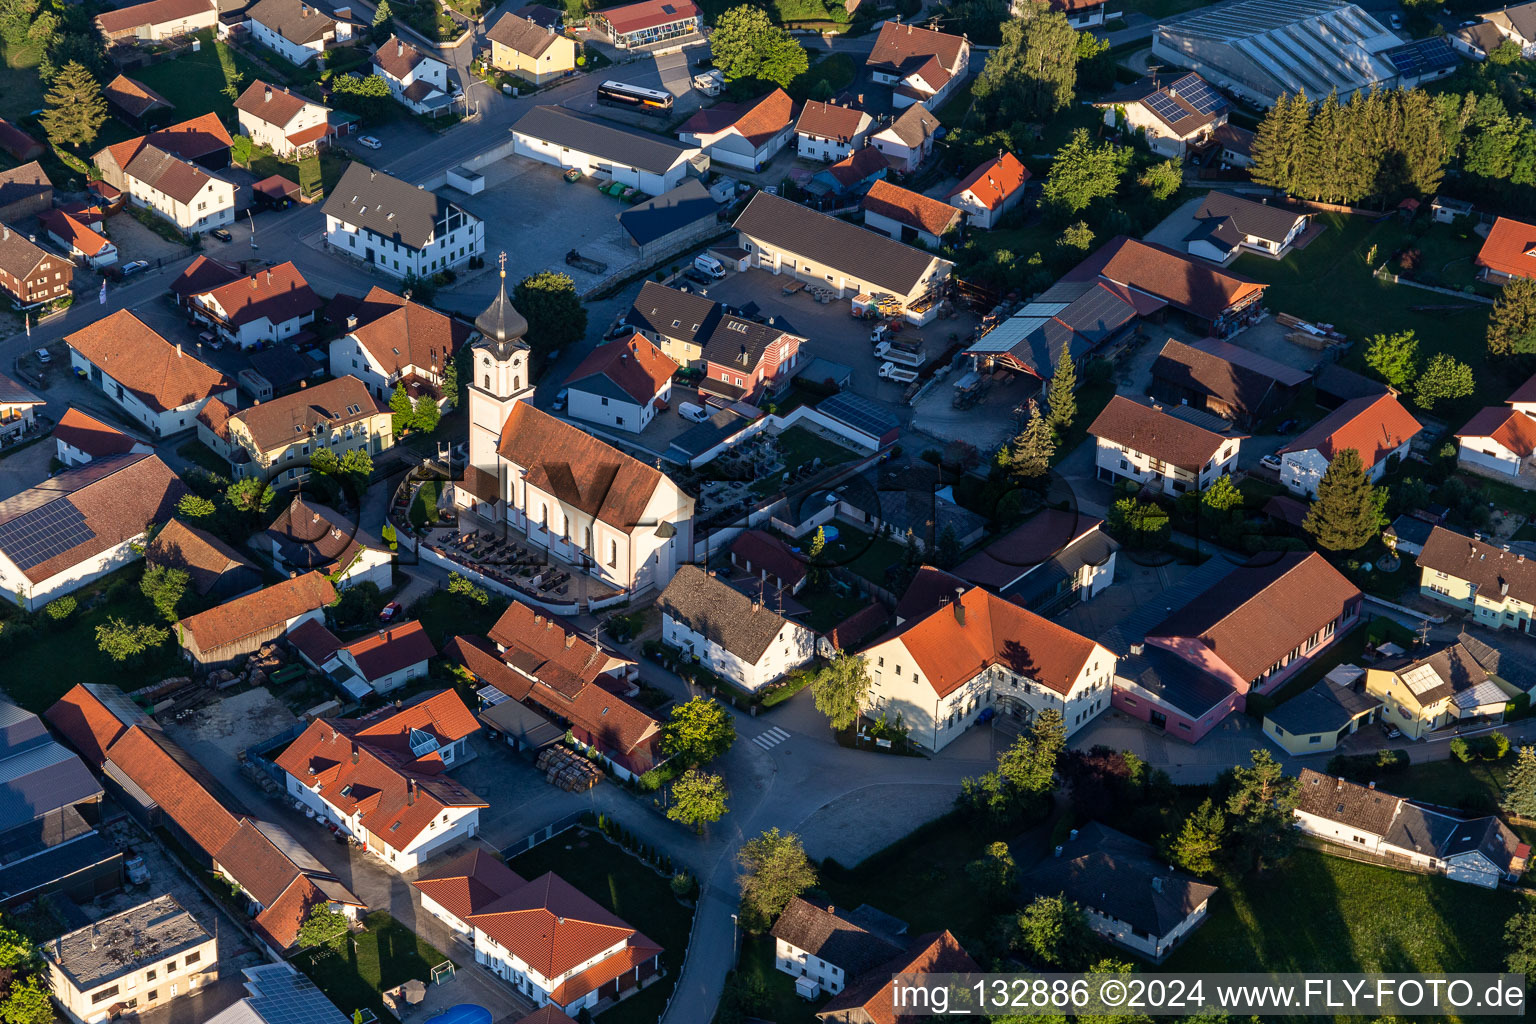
xmin=373 ymin=35 xmax=452 ymax=114
xmin=1024 ymin=822 xmax=1217 ymax=961
xmin=812 ymin=146 xmax=888 ymax=198
xmin=1149 ymin=337 xmax=1310 ymax=428
xmin=289 ymin=618 xmax=437 ymax=698
xmin=203 ymin=964 xmax=351 ymax=1024
xmin=0 ymin=119 xmax=41 ymax=162
xmin=589 ymin=0 xmax=700 ymax=49
xmin=1476 ymin=216 xmax=1536 ymax=284
xmin=1211 ymin=122 xmax=1255 ymax=168
xmin=0 ymin=371 xmax=41 ymax=448
xmin=1364 ymin=633 xmax=1514 ymax=740
xmin=734 ymin=191 xmax=953 ymax=316
xmin=1040 ymin=0 xmax=1110 ymax=28
xmin=276 ymin=690 xmax=486 ymax=870
xmin=185 ymin=260 xmax=322 ymax=347
xmin=793 ymin=100 xmax=873 ymax=162
xmin=1262 ymin=680 xmax=1381 ymax=754
xmin=857 ymin=583 xmax=1116 ymax=752
xmin=145 ymin=517 xmax=263 ymax=602
xmin=561 ymin=332 xmax=677 ymax=434
xmin=816 ymin=931 xmax=977 ymax=1023
xmin=1417 ymin=525 xmax=1536 ymax=631
xmin=869 ymin=102 xmax=940 ymax=173
xmin=835 ymin=458 xmax=986 ymax=552
xmin=445 ymin=603 xmax=661 ymax=778
xmin=624 ymin=281 xmax=716 ymax=360
xmin=1457 ymin=374 xmax=1536 ymax=482
xmin=513 ymin=105 xmax=705 ymax=195
xmin=658 ymin=564 xmax=817 ymax=691
xmin=0 ymin=162 xmax=52 ymax=223
xmin=52 ymin=408 xmax=150 ymax=466
xmin=1277 ymin=392 xmax=1421 ymax=497
xmin=169 ymin=254 xmax=241 ymax=311
xmin=234 ymin=80 xmax=331 ymax=157
xmin=1095 ymin=72 xmax=1229 ymax=159
xmin=621 ymin=282 xmax=804 ymax=400
xmin=865 ymin=21 xmax=970 ymax=110
xmin=461 ymin=287 xmax=694 ymax=596
xmin=46 ymin=684 xmax=365 ymax=952
xmin=1480 ymin=1 xmax=1536 ymax=57
xmin=176 ymin=571 xmax=337 ymax=665
xmin=953 ymin=507 xmax=1118 ymax=613
xmin=1316 ymin=362 xmax=1391 ymax=410
xmin=729 ymin=529 xmax=808 ymax=595
xmin=413 ymin=849 xmax=664 ymax=1015
xmin=0 ymin=225 xmax=71 ymax=309
xmin=95 ymin=0 xmax=217 ymax=42
xmin=677 ymin=88 xmax=793 ymax=172
xmin=487 ymin=11 xmax=577 ymax=84
xmin=1295 ymin=768 xmax=1529 ymax=887
xmin=617 ymin=178 xmax=721 ymax=261
xmin=245 ymin=0 xmax=351 ymax=65
xmin=93 ymin=113 xmax=236 ymax=235
xmin=946 ymin=151 xmax=1029 ymax=229
xmin=45 ymin=895 xmax=216 ymax=1024
xmin=1385 ymin=513 xmax=1436 ymax=559
xmin=103 ymin=74 xmax=174 ymax=124
xmin=1185 ymin=190 xmax=1310 ymax=263
xmin=1089 ymin=395 xmax=1244 ymax=496
xmin=1142 ymin=550 xmax=1363 ymax=698
xmin=860 ymin=179 xmax=961 ymax=248
xmin=771 ymin=897 xmax=903 ymax=998
xmin=201 ymin=374 xmax=392 ymax=483
xmin=0 ymin=697 xmax=119 ymax=911
xmin=40 ymin=210 xmax=117 ymax=268
xmin=263 ymin=495 xmax=393 ymax=589
xmin=323 ymin=163 xmax=484 ymax=279
xmin=329 ymin=286 xmax=470 ymax=405
xmin=66 ymin=309 xmax=236 ymax=437
xmin=0 ymin=453 xmax=186 ymax=612
xmin=1452 ymin=20 xmax=1508 ymax=60
xmin=1066 ymin=236 xmax=1267 ymax=335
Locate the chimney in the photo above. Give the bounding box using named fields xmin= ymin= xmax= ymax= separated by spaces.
xmin=351 ymin=742 xmax=359 ymax=764
xmin=1069 ymin=828 xmax=1078 ymax=841
xmin=1502 ymin=580 xmax=1510 ymax=597
xmin=1130 ymin=641 xmax=1145 ymax=655
xmin=1335 ymin=777 xmax=1343 ymax=790
xmin=264 ymin=84 xmax=272 ymax=102
xmin=407 ymin=778 xmax=416 ymax=805
xmin=1368 ymin=781 xmax=1376 ymax=789
xmin=1151 ymin=876 xmax=1163 ymax=893
xmin=397 ymin=38 xmax=404 ymax=56
xmin=346 ymin=314 xmax=358 ymax=330
xmin=953 ymin=587 xmax=965 ymax=625
xmin=565 ymin=634 xmax=575 ymax=648
xmin=176 ymin=343 xmax=183 ymax=358
xmin=266 ymin=268 xmax=273 ymax=284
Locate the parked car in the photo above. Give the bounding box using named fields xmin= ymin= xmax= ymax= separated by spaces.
xmin=1260 ymin=454 xmax=1283 ymax=471
xmin=379 ymin=601 xmax=402 ymax=622
xmin=124 ymin=852 xmax=149 ymax=885
xmin=683 ymin=269 xmax=713 ymax=288
xmin=34 ymin=348 xmax=50 ymax=364
xmin=197 ymin=331 xmax=221 ymax=350
xmin=1389 ymin=13 xmax=1402 ymax=29
xmin=1381 ymin=722 xmax=1402 ymax=740
xmin=121 ymin=260 xmax=149 ymax=276
xmin=210 ymin=227 xmax=233 ymax=242
xmin=358 ymin=135 xmax=382 ymax=150
xmin=553 ymin=388 xmax=568 ymax=411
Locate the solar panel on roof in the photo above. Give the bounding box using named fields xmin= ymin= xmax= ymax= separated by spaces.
xmin=818 ymin=392 xmax=898 ymax=439
xmin=0 ymin=499 xmax=94 ymax=571
xmin=1173 ymin=75 xmax=1228 ymax=115
xmin=1143 ymin=91 xmax=1185 ymax=123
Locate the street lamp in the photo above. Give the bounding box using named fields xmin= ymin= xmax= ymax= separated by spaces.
xmin=248 ymin=210 xmax=258 ymax=249
xmin=730 ymin=913 xmax=739 ymax=960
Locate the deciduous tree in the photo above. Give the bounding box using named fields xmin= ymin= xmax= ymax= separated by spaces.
xmin=810 ymin=653 xmax=869 ymax=731
xmin=1364 ymin=330 xmax=1419 ymax=388
xmin=1137 ymin=158 xmax=1182 ymax=202
xmin=965 ymin=840 xmax=1017 ymax=903
xmin=515 ymin=271 xmax=588 ymax=354
xmin=95 ymin=618 xmax=170 ymax=662
xmin=1040 ymin=128 xmax=1130 ymax=217
xmin=1303 ymin=448 xmax=1381 ymax=552
xmin=224 ymin=477 xmax=275 ymax=515
xmin=1489 ymin=277 xmax=1536 ymax=357
xmin=140 ymin=564 xmax=189 ymax=623
xmin=177 ymin=493 xmax=217 ymax=520
xmin=973 ymin=2 xmax=1079 ymax=123
xmin=662 ymin=696 xmax=736 ymax=766
xmin=296 ymin=903 xmax=349 ymax=948
xmin=1014 ymin=893 xmax=1094 ymax=969
xmin=667 ymin=769 xmax=729 ymax=831
xmin=708 ymin=5 xmax=807 ymax=88
xmin=1412 ymin=352 xmax=1474 ymax=411
xmin=737 ymin=828 xmax=817 ymax=932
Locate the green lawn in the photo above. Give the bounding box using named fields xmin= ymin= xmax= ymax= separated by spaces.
xmin=292 ymin=911 xmax=453 ymax=1022
xmin=0 ymin=36 xmax=46 ymax=125
xmin=726 ymin=933 xmax=827 ymax=1024
xmin=792 ymin=584 xmax=875 ymax=632
xmin=0 ymin=563 xmax=184 ymax=713
xmin=510 ymin=828 xmax=694 ymax=1024
xmin=408 ymin=586 xmax=508 ymax=647
xmin=826 ymin=521 xmax=910 ymax=590
xmin=133 ymin=30 xmax=268 ymax=125
xmin=1163 ymin=851 xmax=1529 ymax=982
xmin=785 ymin=52 xmax=857 ymax=103
xmin=409 ymin=479 xmax=441 ymax=528
xmin=1387 ymin=755 xmax=1532 ymax=840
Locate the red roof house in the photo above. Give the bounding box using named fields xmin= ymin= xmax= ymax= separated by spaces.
xmin=1476 ymin=216 xmax=1536 ymax=284
xmin=1276 ymin=392 xmax=1421 ymax=495
xmin=946 ymin=151 xmax=1030 ymax=229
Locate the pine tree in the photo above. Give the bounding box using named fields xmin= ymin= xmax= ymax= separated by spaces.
xmin=1303 ymin=448 xmax=1380 ymax=552
xmin=1251 ymin=91 xmax=1310 ymax=195
xmin=373 ymin=0 xmax=392 ymax=24
xmin=1045 ymin=345 xmax=1076 ymax=432
xmin=1489 ymin=277 xmax=1536 ymax=357
xmin=1166 ymin=797 xmax=1225 ymax=875
xmin=38 ymin=60 xmax=106 ymax=150
xmin=1503 ymin=746 xmax=1536 ymax=819
xmin=1000 ymin=402 xmax=1056 ymax=480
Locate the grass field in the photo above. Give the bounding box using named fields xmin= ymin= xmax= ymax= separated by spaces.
xmin=1163 ymin=850 xmax=1528 ymax=980
xmin=293 ymin=911 xmax=454 ymax=1021
xmin=510 ymin=828 xmax=694 ymax=1024
xmin=826 ymin=520 xmax=909 ymax=590
xmin=133 ymin=30 xmax=267 ymax=125
xmin=408 ymin=585 xmax=508 ymax=647
xmin=0 ymin=37 xmax=46 ymax=125
xmin=729 ymin=933 xmax=827 ymax=1024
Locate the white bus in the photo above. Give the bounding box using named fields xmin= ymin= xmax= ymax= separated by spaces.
xmin=596 ymin=80 xmax=674 ymax=115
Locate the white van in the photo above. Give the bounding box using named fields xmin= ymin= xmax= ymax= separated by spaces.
xmin=679 ymin=401 xmax=711 ymax=423
xmin=693 ymin=254 xmax=726 ymax=279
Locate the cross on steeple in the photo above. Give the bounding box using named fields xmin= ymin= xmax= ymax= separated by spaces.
xmin=497 ymin=251 xmax=507 ymax=277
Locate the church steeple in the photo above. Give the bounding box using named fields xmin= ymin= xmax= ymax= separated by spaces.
xmin=476 ymin=252 xmax=529 ymax=358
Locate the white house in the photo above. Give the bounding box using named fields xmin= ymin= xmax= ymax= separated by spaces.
xmin=290 ymin=618 xmax=436 ymax=698
xmin=1457 ymin=375 xmax=1536 ymax=482
xmin=0 ymin=453 xmax=186 ymax=612
xmin=328 ymin=285 xmax=470 ymax=403
xmin=865 ymin=21 xmax=969 ymax=110
xmin=1185 ymin=191 xmax=1310 ymax=263
xmin=52 ymin=408 xmax=152 ymax=467
xmin=65 ymin=309 xmax=236 ymax=437
xmin=186 ymin=260 xmax=321 ymax=348
xmin=869 ymin=102 xmax=940 ymax=173
xmin=120 ymin=146 xmax=235 ymax=234
xmin=1480 ymin=2 xmax=1536 ymax=57
xmin=95 ymin=0 xmax=217 ymax=43
xmin=1278 ymin=393 xmax=1421 ymax=497
xmin=857 ymin=583 xmax=1116 ymax=752
xmin=244 ymin=0 xmax=351 ymax=65
xmin=1033 ymin=0 xmax=1110 ymax=28
xmin=234 ymin=80 xmax=331 ymax=157
xmin=1089 ymin=395 xmax=1243 ymax=497
xmin=39 ymin=210 xmax=117 ymax=267
xmin=459 ymin=277 xmax=695 ymax=597
xmin=413 ymin=848 xmax=664 ymax=1015
xmin=513 ymin=104 xmax=705 ymax=195
xmin=1094 ymin=72 xmax=1229 ymax=160
xmin=264 ymin=495 xmax=394 ymax=590
xmin=793 ymin=99 xmax=873 ymax=162
xmin=676 ymin=88 xmax=792 ymax=172
xmin=953 ymin=507 xmax=1119 ymax=613
xmin=945 ymin=152 xmax=1029 ymax=230
xmin=560 ymin=332 xmax=677 ymax=434
xmin=770 ymin=897 xmax=902 ymax=997
xmin=373 ymin=35 xmax=452 ymax=114
xmin=275 ymin=690 xmax=486 ymax=872
xmin=1295 ymin=769 xmax=1529 ymax=888
xmin=657 ymin=565 xmax=816 ymax=691
xmin=323 ymin=163 xmax=484 ymax=279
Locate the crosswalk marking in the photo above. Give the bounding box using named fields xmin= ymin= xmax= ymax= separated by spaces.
xmin=752 ymin=726 xmax=792 ymax=750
